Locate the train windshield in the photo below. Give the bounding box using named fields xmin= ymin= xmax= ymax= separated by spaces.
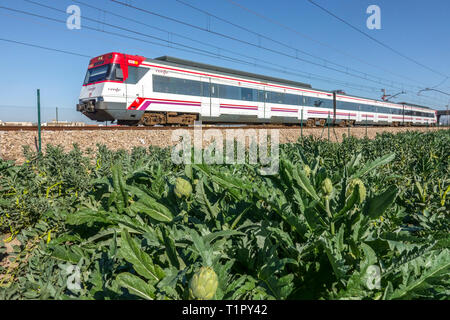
xmin=83 ymin=64 xmax=124 ymax=85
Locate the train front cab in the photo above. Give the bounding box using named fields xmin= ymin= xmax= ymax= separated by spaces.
xmin=77 ymin=53 xmax=146 ymax=123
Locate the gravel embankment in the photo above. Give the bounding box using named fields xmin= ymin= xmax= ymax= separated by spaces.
xmin=0 ymin=126 xmax=445 ymax=163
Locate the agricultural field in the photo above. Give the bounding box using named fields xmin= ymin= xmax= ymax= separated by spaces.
xmin=0 ymin=130 xmax=449 ymax=300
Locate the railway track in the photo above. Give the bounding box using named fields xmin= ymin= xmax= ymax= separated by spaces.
xmin=0 ymin=124 xmax=433 ymax=131
xmin=0 ymin=125 xmax=295 ymax=131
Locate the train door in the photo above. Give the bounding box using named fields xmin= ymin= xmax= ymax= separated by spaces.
xmin=200 ymin=77 xmax=211 ymax=117
xmin=125 ymin=66 xmax=143 ymax=107
xmin=373 ymin=106 xmax=378 ymax=123
xmin=263 ymin=88 xmax=270 ymax=119
xmin=210 ymin=81 xmax=220 ymax=118
xmin=256 ymin=88 xmax=265 ymax=120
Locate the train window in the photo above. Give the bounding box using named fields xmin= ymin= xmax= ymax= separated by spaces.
xmin=284 ymin=93 xmax=299 ymax=105
xmin=153 ymin=75 xmax=202 ymax=96
xmin=241 ymin=87 xmax=254 ymax=101
xmin=267 ymin=92 xmax=284 ymax=104
xmin=84 ymin=64 xmax=110 ymax=85
xmin=202 ymin=82 xmax=210 ymax=97
xmin=218 ymin=84 xmax=241 ymax=100
xmin=312 ymin=98 xmax=333 ymax=109
xmin=153 ymin=75 xmax=171 ymax=93
xmin=174 ymin=78 xmax=202 ymax=96
xmin=115 ymin=66 xmax=124 ymax=81
xmin=303 ymin=96 xmax=311 ymax=106
xmin=210 ymin=84 xmax=219 ymax=98
xmin=338 ymin=101 xmax=349 ymax=110
xmin=313 ymin=99 xmax=323 ymax=108
xmin=257 ymin=90 xmax=265 ymax=102
xmin=127 ymin=66 xmax=138 ymax=84
xmin=127 ymin=66 xmax=149 ymax=84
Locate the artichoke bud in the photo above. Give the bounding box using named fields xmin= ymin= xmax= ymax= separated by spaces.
xmin=302 ymin=164 xmax=311 ymax=178
xmin=346 ymin=178 xmax=366 ymax=203
xmin=189 ymin=266 xmax=218 ymax=300
xmin=174 ymin=177 xmax=192 ymax=199
xmin=321 ymin=178 xmax=333 ymax=197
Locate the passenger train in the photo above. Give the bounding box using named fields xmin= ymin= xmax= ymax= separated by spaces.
xmin=77 ymin=52 xmax=437 ymax=126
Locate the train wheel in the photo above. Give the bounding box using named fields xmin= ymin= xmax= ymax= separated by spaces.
xmin=166 ymin=112 xmax=198 ymax=126
xmin=318 ymin=119 xmax=326 ymax=127
xmin=306 ymin=118 xmax=315 ymax=127
xmin=140 ymin=113 xmax=166 ymax=126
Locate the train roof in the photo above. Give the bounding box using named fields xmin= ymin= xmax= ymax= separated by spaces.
xmin=398 ymin=102 xmax=431 ymax=109
xmin=152 ymin=56 xmax=313 ymax=89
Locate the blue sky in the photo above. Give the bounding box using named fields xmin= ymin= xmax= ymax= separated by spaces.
xmin=1 ymin=0 xmax=449 ymax=123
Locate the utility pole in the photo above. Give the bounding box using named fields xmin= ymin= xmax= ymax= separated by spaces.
xmin=56 ymin=107 xmax=59 ymax=124
xmin=37 ymin=89 xmax=42 ymax=153
xmin=447 ymin=105 xmax=450 ymax=127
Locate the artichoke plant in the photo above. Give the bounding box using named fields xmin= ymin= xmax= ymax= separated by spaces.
xmin=321 ymin=178 xmax=333 ymax=197
xmin=174 ymin=177 xmax=193 ymax=199
xmin=302 ymin=164 xmax=311 ymax=178
xmin=189 ymin=266 xmax=219 ymax=300
xmin=346 ymin=178 xmax=367 ymax=203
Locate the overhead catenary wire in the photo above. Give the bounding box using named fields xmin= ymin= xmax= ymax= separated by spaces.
xmin=107 ymin=0 xmax=447 ymax=106
xmin=0 ymin=37 xmax=90 ymax=58
xmin=224 ymin=0 xmax=429 ymax=88
xmin=66 ymin=0 xmax=387 ymax=93
xmin=106 ymin=0 xmax=448 ymax=106
xmin=179 ymin=0 xmax=432 ymax=92
xmin=6 ymin=2 xmax=395 ymax=97
xmin=107 ymin=0 xmax=430 ymax=94
xmin=1 ymin=3 xmax=446 ymax=108
xmin=305 ymin=0 xmax=450 ymax=81
xmin=19 ymin=1 xmax=447 ymax=107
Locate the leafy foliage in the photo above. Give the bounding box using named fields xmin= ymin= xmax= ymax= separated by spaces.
xmin=1 ymin=130 xmax=449 ymax=300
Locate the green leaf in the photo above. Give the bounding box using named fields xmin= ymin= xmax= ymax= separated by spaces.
xmin=364 ymin=186 xmax=398 ymax=220
xmin=195 ymin=178 xmax=219 ymax=219
xmin=66 ymin=209 xmax=111 ymax=226
xmin=116 ymin=272 xmax=156 ymax=300
xmin=203 ymin=230 xmax=244 ymax=245
xmin=292 ymin=164 xmax=320 ymax=201
xmin=193 ymin=164 xmax=250 ymax=200
xmin=351 ymin=153 xmax=395 ymax=179
xmin=51 ymin=246 xmax=82 ymax=264
xmin=388 ymin=249 xmax=450 ymax=300
xmin=161 ymin=226 xmax=181 ymax=270
xmin=131 ymin=199 xmax=173 ymax=223
xmin=112 ymin=164 xmax=128 ymax=213
xmin=119 ymin=229 xmax=165 ymax=283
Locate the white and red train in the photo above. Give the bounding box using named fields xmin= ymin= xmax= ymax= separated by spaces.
xmin=77 ymin=52 xmax=437 ymax=126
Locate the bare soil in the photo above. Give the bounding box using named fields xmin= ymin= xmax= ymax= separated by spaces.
xmin=0 ymin=234 xmax=20 ymax=283
xmin=0 ymin=126 xmax=445 ymax=163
